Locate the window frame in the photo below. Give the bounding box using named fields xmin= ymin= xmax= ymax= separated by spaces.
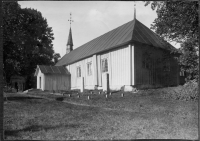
xmin=87 ymin=62 xmax=92 ymax=76
xmin=101 ymin=58 xmax=108 ymax=73
xmin=76 ymin=66 xmax=81 ymax=78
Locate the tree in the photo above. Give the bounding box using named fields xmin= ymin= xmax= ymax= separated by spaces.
xmin=178 ymin=40 xmax=198 ymax=81
xmin=144 ymin=1 xmax=198 ymax=44
xmin=144 ymin=1 xmax=199 ymax=81
xmin=3 ymin=2 xmax=56 ymax=89
xmin=3 ymin=2 xmax=22 ymax=83
xmin=53 ymin=53 xmax=61 ymax=64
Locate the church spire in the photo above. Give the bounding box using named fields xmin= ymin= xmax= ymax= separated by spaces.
xmin=66 ymin=13 xmax=74 ymax=54
xmin=134 ymin=2 xmax=136 ymax=20
xmin=67 ymin=27 xmax=73 ymax=47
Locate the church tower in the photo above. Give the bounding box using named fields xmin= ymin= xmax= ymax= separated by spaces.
xmin=66 ymin=13 xmax=74 ymax=54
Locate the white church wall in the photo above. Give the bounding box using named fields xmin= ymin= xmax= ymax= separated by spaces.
xmin=84 ymin=57 xmax=94 ymax=88
xmin=67 ymin=56 xmax=95 ymax=90
xmin=97 ymin=44 xmax=133 ymax=91
xmin=67 ymin=44 xmax=134 ymax=91
xmin=109 ymin=45 xmax=131 ymax=90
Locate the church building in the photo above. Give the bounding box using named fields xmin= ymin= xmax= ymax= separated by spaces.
xmin=54 ymin=11 xmax=180 ymax=92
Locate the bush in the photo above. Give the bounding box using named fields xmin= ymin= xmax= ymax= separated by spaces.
xmin=159 ymin=80 xmax=198 ymax=101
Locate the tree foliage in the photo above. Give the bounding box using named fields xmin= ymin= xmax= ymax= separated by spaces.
xmin=144 ymin=1 xmax=199 ymax=81
xmin=3 ymin=2 xmax=56 ymax=88
xmin=178 ymin=40 xmax=198 ymax=80
xmin=144 ymin=1 xmax=198 ymax=44
xmin=53 ymin=53 xmax=61 ymax=64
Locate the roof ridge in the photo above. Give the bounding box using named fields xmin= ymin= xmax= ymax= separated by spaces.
xmin=80 ymin=20 xmax=133 ymax=48
xmin=131 ymin=19 xmax=136 ymax=41
xmin=64 ymin=20 xmax=133 ymax=52
xmin=137 ymin=20 xmax=160 ymax=47
xmin=57 ymin=20 xmax=134 ymax=65
xmin=132 ymin=20 xmax=150 ymax=45
xmin=37 ymin=65 xmax=70 ymax=75
xmin=136 ymin=20 xmax=177 ymax=51
xmin=56 ymin=19 xmax=178 ymax=66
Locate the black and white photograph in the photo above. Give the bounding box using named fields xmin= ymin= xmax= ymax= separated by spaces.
xmin=2 ymin=1 xmax=198 ymax=140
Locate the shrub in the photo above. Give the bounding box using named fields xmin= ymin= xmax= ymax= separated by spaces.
xmin=159 ymin=80 xmax=198 ymax=101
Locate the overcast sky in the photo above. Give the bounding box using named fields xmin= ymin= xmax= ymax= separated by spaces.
xmin=18 ymin=1 xmax=180 ymax=57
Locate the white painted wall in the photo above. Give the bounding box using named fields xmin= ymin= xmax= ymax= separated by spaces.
xmin=36 ymin=69 xmax=45 ymax=90
xmin=67 ymin=56 xmax=95 ymax=90
xmin=67 ymin=44 xmax=134 ymax=91
xmin=109 ymin=45 xmax=131 ymax=90
xmin=96 ymin=45 xmax=133 ymax=90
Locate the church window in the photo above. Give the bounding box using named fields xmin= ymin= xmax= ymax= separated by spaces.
xmin=87 ymin=62 xmax=92 ymax=76
xmin=77 ymin=66 xmax=81 ymax=77
xmin=101 ymin=58 xmax=108 ymax=73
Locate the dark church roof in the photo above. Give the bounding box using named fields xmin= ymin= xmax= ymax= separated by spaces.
xmin=34 ymin=65 xmax=70 ymax=76
xmin=56 ymin=19 xmax=177 ymax=66
xmin=67 ymin=27 xmax=73 ymax=46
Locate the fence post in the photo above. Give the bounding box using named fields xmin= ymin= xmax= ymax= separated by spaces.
xmin=80 ymin=77 xmax=84 ymax=93
xmin=103 ymin=73 xmax=109 ymax=92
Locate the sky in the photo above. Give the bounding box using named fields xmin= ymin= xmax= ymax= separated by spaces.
xmin=18 ymin=1 xmax=180 ymax=57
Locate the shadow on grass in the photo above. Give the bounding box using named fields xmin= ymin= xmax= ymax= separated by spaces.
xmin=4 ymin=96 xmax=43 ymax=101
xmin=4 ymin=123 xmax=83 ymax=137
xmin=65 ymin=102 xmax=102 ymax=113
xmin=56 ymin=97 xmax=64 ymax=101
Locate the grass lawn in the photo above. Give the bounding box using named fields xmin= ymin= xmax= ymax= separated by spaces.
xmin=4 ymin=90 xmax=198 ymax=140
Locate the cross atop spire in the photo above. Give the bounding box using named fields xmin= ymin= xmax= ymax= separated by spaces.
xmin=68 ymin=13 xmax=74 ymax=27
xmin=134 ymin=2 xmax=136 ymax=20
xmin=66 ymin=13 xmax=74 ymax=54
